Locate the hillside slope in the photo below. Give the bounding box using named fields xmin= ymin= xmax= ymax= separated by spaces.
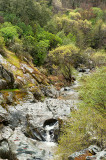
xmin=0 ymin=49 xmax=49 ymax=105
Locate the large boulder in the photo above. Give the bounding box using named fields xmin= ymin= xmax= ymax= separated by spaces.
xmin=86 ymin=150 xmax=106 ymax=160
xmin=68 ymin=145 xmax=105 ymax=160
xmin=41 ymin=85 xmax=59 ymax=98
xmin=8 ymin=127 xmax=46 ymax=160
xmin=68 ymin=149 xmax=92 ymax=160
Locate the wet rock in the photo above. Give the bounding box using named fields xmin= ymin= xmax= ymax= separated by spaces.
xmin=7 ymin=96 xmax=74 ymax=142
xmin=64 ymin=87 xmax=71 ymax=91
xmin=78 ymin=68 xmax=90 ymax=73
xmin=44 ymin=119 xmax=59 ymax=142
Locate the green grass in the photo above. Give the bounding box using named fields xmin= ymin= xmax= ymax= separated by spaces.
xmin=0 ymin=89 xmax=20 ymax=92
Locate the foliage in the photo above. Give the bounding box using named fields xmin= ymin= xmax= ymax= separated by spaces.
xmin=92 ymin=7 xmax=104 ymax=19
xmin=0 ymin=34 xmax=5 ymax=48
xmin=0 ymin=0 xmax=51 ymax=26
xmin=80 ymin=67 xmax=106 ymax=114
xmin=91 ymin=21 xmax=106 ymax=49
xmin=91 ymin=50 xmax=106 ymax=67
xmin=36 ymin=26 xmax=62 ymax=49
xmin=49 ymin=44 xmax=89 ymax=69
xmin=56 ymin=67 xmax=106 ymax=159
xmin=0 ymin=0 xmax=105 ymax=66
xmin=69 ymin=11 xmax=81 ymax=20
xmin=34 ymin=40 xmax=50 ymax=65
xmin=56 ymin=107 xmax=106 ymax=160
xmin=48 ymin=44 xmax=89 ymax=81
xmin=0 ymin=22 xmax=18 ymax=45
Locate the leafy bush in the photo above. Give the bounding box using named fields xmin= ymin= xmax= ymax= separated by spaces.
xmin=34 ymin=40 xmax=50 ymax=65
xmin=80 ymin=67 xmax=106 ymax=114
xmin=57 ymin=107 xmax=106 ymax=160
xmin=91 ymin=50 xmax=106 ymax=67
xmin=92 ymin=7 xmax=104 ymax=19
xmin=0 ymin=22 xmax=18 ymax=45
xmin=44 ymin=19 xmax=58 ymax=34
xmin=36 ymin=26 xmax=62 ymax=49
xmin=69 ymin=11 xmax=81 ymax=20
xmin=91 ymin=21 xmax=106 ymax=49
xmin=48 ymin=44 xmax=88 ymax=81
xmin=49 ymin=44 xmax=79 ymax=65
xmin=57 ymin=31 xmax=76 ymax=45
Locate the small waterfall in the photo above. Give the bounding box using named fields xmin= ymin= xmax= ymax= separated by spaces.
xmin=44 ymin=121 xmax=59 ymax=142
xmin=45 ymin=125 xmax=54 ymax=142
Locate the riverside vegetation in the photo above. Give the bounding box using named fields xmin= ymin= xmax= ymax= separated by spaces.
xmin=0 ymin=0 xmax=106 ymax=160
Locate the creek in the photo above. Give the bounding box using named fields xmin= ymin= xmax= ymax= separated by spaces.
xmin=0 ymin=72 xmax=88 ymax=160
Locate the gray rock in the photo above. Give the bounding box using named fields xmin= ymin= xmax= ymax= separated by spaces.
xmin=41 ymin=85 xmax=59 ymax=98
xmin=0 ymin=126 xmax=13 ymax=141
xmin=68 ymin=149 xmax=88 ymax=160
xmin=0 ymin=80 xmax=79 ymax=159
xmin=86 ymin=150 xmax=106 ymax=160
xmin=0 ymin=140 xmax=10 ymax=160
xmin=88 ymin=145 xmax=101 ymax=154
xmin=0 ymin=94 xmax=4 ymax=105
xmin=0 ymin=105 xmax=8 ymax=123
xmin=8 ymin=127 xmax=47 ymax=160
xmin=86 ymin=155 xmax=96 ymax=160
xmin=0 ymin=64 xmax=14 ymax=90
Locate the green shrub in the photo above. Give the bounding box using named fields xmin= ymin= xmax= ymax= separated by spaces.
xmin=56 ymin=107 xmax=106 ymax=160
xmin=0 ymin=22 xmax=18 ymax=45
xmin=34 ymin=40 xmax=50 ymax=65
xmin=91 ymin=51 xmax=106 ymax=67
xmin=48 ymin=44 xmax=85 ymax=81
xmin=80 ymin=67 xmax=106 ymax=114
xmin=92 ymin=7 xmax=104 ymax=19
xmin=69 ymin=11 xmax=81 ymax=20
xmin=36 ymin=27 xmax=62 ymax=49
xmin=91 ymin=21 xmax=106 ymax=49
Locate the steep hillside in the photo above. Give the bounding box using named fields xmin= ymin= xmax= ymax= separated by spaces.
xmin=0 ymin=49 xmax=49 ymax=105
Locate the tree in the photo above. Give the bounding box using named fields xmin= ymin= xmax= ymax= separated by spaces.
xmin=0 ymin=22 xmax=18 ymax=45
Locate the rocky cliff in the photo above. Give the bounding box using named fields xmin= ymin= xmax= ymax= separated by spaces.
xmin=0 ymin=49 xmax=50 ymax=105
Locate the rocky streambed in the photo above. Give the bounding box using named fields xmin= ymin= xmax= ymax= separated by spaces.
xmin=0 ymin=73 xmax=80 ymax=160
xmin=0 ymin=71 xmax=105 ymax=160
